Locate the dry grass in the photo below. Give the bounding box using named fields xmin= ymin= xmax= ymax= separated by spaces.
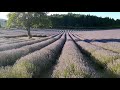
xmin=107 ymin=59 xmax=120 ymax=77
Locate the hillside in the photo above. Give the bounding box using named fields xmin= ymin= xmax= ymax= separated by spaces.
xmin=0 ymin=19 xmax=7 ymax=28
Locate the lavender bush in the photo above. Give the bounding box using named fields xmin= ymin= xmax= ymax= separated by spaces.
xmin=0 ymin=34 xmax=62 ymax=66
xmin=7 ymin=34 xmax=66 ymax=78
xmin=52 ymin=33 xmax=100 ymax=78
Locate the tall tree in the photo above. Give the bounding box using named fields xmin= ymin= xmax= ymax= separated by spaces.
xmin=7 ymin=12 xmax=18 ymax=28
xmin=7 ymin=12 xmax=48 ymax=38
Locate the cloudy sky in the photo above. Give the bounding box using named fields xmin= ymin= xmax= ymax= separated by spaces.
xmin=0 ymin=12 xmax=120 ymax=20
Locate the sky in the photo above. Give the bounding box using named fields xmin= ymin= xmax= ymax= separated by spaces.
xmin=0 ymin=12 xmax=9 ymax=20
xmin=0 ymin=12 xmax=120 ymax=20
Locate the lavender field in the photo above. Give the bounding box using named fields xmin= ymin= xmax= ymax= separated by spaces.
xmin=0 ymin=29 xmax=120 ymax=78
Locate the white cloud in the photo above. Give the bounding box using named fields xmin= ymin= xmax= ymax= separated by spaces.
xmin=48 ymin=12 xmax=69 ymax=15
xmin=0 ymin=12 xmax=10 ymax=20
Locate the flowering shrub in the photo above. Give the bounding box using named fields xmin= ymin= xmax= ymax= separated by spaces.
xmin=52 ymin=33 xmax=100 ymax=78
xmin=8 ymin=34 xmax=66 ymax=78
xmin=0 ymin=34 xmax=62 ymax=66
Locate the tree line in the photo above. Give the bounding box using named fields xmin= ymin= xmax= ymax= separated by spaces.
xmin=49 ymin=13 xmax=120 ymax=29
xmin=7 ymin=12 xmax=120 ymax=38
xmin=7 ymin=12 xmax=120 ymax=30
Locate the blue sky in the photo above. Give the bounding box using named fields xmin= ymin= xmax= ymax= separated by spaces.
xmin=0 ymin=12 xmax=120 ymax=20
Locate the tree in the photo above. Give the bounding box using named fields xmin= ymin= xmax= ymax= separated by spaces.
xmin=7 ymin=12 xmax=18 ymax=29
xmin=7 ymin=12 xmax=48 ymax=38
xmin=48 ymin=13 xmax=119 ymax=29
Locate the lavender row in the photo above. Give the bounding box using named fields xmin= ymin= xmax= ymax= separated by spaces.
xmin=0 ymin=33 xmax=66 ymax=78
xmin=0 ymin=34 xmax=62 ymax=67
xmin=52 ymin=33 xmax=100 ymax=78
xmin=0 ymin=34 xmax=58 ymax=51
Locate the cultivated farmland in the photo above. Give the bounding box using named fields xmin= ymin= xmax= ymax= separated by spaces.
xmin=0 ymin=29 xmax=120 ymax=78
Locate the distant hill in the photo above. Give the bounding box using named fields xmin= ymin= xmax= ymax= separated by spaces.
xmin=0 ymin=19 xmax=7 ymax=28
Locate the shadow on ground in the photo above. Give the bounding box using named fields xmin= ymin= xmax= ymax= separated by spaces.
xmin=84 ymin=38 xmax=120 ymax=43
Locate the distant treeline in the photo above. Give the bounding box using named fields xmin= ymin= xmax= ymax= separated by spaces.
xmin=7 ymin=13 xmax=120 ymax=30
xmin=48 ymin=13 xmax=120 ymax=29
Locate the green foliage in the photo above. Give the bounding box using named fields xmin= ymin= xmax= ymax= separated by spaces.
xmin=7 ymin=12 xmax=18 ymax=28
xmin=7 ymin=13 xmax=120 ymax=30
xmin=7 ymin=12 xmax=50 ymax=29
xmin=7 ymin=12 xmax=51 ymax=29
xmin=48 ymin=14 xmax=120 ymax=29
xmin=7 ymin=12 xmax=50 ymax=38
